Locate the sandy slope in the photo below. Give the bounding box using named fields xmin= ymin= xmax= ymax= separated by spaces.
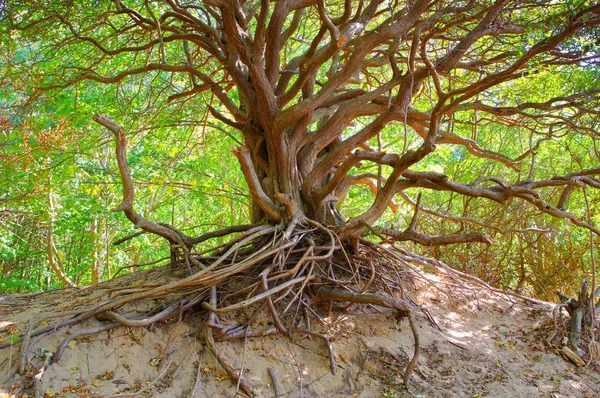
xmin=0 ymin=267 xmax=599 ymax=398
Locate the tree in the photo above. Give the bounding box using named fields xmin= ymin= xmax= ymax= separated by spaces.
xmin=2 ymin=0 xmax=600 ymax=391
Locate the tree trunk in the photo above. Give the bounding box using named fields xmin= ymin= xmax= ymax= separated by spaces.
xmin=47 ymin=184 xmax=76 ymax=288
xmin=90 ymin=218 xmax=102 ymax=284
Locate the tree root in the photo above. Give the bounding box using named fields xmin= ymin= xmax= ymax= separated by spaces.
xmin=205 ymin=287 xmax=254 ymax=397
xmin=52 ymin=323 xmax=120 ymax=364
xmin=33 ymin=350 xmax=53 ymax=398
xmin=313 ymin=286 xmax=411 ymax=315
xmin=268 ymin=367 xmax=281 ymax=397
xmin=19 ymin=321 xmax=34 ymax=375
xmin=403 ymin=312 xmax=420 ymax=388
xmin=2 ymin=221 xmax=463 ymax=395
xmin=97 ymin=299 xmax=188 ymax=327
xmin=109 ymin=360 xmax=174 ymax=398
xmin=290 ymin=328 xmax=337 ymax=375
xmin=217 ymin=326 xmax=278 ymax=341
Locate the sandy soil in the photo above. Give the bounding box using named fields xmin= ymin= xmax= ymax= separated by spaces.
xmin=0 ymin=267 xmax=599 ymax=398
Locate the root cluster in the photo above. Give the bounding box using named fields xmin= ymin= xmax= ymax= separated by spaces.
xmin=2 ymin=221 xmax=427 ymax=396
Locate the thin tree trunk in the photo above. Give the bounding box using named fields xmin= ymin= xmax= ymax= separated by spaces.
xmin=90 ymin=218 xmax=101 ymax=284
xmin=46 ymin=183 xmax=77 ymax=287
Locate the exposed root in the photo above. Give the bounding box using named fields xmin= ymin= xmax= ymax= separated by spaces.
xmin=191 ymin=357 xmax=205 ymax=398
xmin=205 ymin=286 xmax=254 ymax=397
xmin=0 ymin=219 xmax=552 ymax=395
xmin=267 ymin=367 xmax=281 ymax=397
xmin=52 ymin=323 xmax=120 ymax=364
xmin=18 ymin=321 xmax=33 ymax=375
xmin=98 ymin=299 xmax=188 ymax=327
xmin=109 ymin=360 xmax=173 ymax=398
xmin=218 ymin=326 xmax=278 ymax=341
xmin=313 ymin=286 xmax=410 ymax=315
xmin=290 ymin=329 xmax=337 ymax=375
xmin=33 ymin=350 xmax=53 ymax=398
xmin=403 ymin=312 xmax=420 ymax=388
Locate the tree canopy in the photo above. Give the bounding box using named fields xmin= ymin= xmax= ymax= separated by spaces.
xmin=1 ymin=0 xmax=600 ymax=299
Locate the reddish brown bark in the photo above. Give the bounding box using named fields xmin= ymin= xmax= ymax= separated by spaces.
xmin=12 ymin=0 xmax=600 ymax=245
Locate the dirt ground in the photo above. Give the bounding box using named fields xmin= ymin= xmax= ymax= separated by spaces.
xmin=1 ymin=266 xmax=599 ymax=398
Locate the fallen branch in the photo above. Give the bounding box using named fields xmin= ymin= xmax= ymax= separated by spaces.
xmin=560 ymin=346 xmax=585 ymax=367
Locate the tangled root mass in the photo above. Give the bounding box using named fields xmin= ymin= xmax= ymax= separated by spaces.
xmin=3 ymin=221 xmax=430 ymax=396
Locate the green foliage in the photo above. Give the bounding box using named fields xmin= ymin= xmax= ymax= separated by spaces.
xmin=0 ymin=23 xmax=247 ymax=291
